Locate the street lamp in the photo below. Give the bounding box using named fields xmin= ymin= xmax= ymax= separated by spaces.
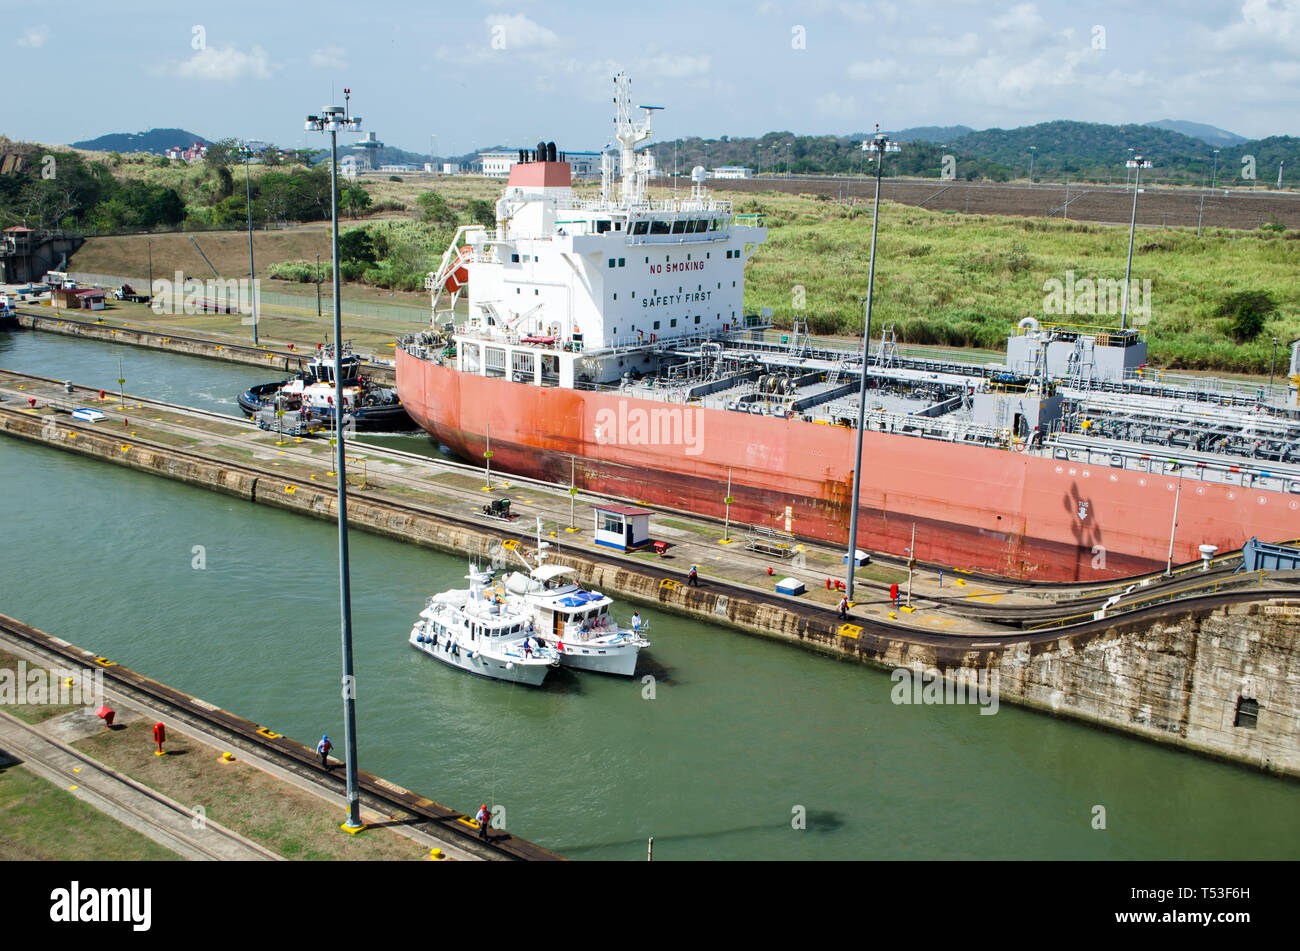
xmin=304 ymin=93 xmax=364 ymax=834
xmin=845 ymin=130 xmax=900 ymax=598
xmin=1211 ymin=149 xmax=1221 ymax=190
xmin=1271 ymin=336 xmax=1280 ymax=387
xmin=1120 ymin=152 xmax=1153 ymax=331
xmin=241 ymin=144 xmax=258 ymax=345
xmin=315 ymin=253 xmax=322 ymax=318
xmin=1125 ymin=147 xmax=1135 ymax=191
xmin=1028 ymin=146 xmax=1036 ymax=183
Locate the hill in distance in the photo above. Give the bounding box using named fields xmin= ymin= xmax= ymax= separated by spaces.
xmin=70 ymin=128 xmax=210 ymax=154
xmin=884 ymin=125 xmax=975 ymax=144
xmin=1144 ymin=119 xmax=1248 ymax=147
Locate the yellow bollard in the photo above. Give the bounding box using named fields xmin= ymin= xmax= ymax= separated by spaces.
xmin=430 ymin=848 xmax=445 ymax=861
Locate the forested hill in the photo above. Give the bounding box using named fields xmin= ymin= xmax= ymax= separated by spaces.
xmin=648 ymin=120 xmax=1299 ymax=185
xmin=70 ymin=128 xmax=210 ymax=154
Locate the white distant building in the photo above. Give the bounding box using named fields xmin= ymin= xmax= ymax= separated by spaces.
xmin=478 ymin=149 xmax=614 ymax=178
xmin=442 ymin=162 xmax=461 ymax=174
xmin=479 ymin=151 xmax=518 ymax=176
xmin=711 ymin=166 xmax=752 ymax=179
xmin=378 ymin=163 xmax=419 ymax=173
xmin=352 ymin=131 xmax=381 ymax=170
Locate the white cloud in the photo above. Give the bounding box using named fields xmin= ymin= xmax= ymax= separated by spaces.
xmin=839 ymin=2 xmax=898 ymax=24
xmin=847 ymin=59 xmax=900 ymax=81
xmin=990 ymin=3 xmax=1050 ymax=46
xmin=171 ymin=45 xmax=274 ymax=81
xmin=645 ymin=54 xmax=710 ymax=79
xmin=16 ymin=25 xmax=49 ymax=48
xmin=815 ymin=91 xmax=857 ymax=118
xmin=1208 ymin=0 xmax=1300 ymax=52
xmin=310 ymin=46 xmax=348 ymax=69
xmin=910 ymin=32 xmax=980 ymax=57
xmin=486 ymin=13 xmax=560 ymax=49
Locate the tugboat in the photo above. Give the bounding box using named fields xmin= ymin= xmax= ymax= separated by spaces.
xmin=237 ymin=344 xmax=413 ymax=431
xmin=499 ymin=521 xmax=651 ymax=676
xmin=408 ymin=565 xmax=560 ymax=686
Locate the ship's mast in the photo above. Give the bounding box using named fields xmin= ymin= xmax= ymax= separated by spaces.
xmin=613 ymin=72 xmax=660 ymax=207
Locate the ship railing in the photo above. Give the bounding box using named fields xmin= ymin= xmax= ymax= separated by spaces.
xmin=1044 ymin=434 xmax=1300 ymax=491
xmin=565 ymin=197 xmax=734 ymax=215
xmin=1025 ymin=570 xmax=1267 ymax=632
xmin=815 ymin=402 xmax=1006 ymax=444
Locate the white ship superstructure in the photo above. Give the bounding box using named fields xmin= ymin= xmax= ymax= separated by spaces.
xmin=425 ymin=72 xmax=768 ymax=392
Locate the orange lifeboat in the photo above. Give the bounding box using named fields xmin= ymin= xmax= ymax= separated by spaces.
xmin=444 ymin=246 xmax=472 ymax=293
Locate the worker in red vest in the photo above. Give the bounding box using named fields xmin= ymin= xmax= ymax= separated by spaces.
xmin=838 ymin=594 xmax=850 ymax=619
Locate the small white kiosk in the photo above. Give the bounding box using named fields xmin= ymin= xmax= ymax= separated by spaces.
xmin=593 ymin=504 xmax=652 ymax=552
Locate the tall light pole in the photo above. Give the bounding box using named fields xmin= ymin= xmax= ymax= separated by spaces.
xmin=304 ymin=94 xmax=364 ymax=834
xmin=1210 ymin=149 xmax=1221 ymax=190
xmin=1120 ymin=152 xmax=1152 ymax=331
xmin=845 ymin=130 xmax=900 ymax=598
xmin=315 ymin=253 xmax=322 ymax=318
xmin=241 ymin=145 xmax=258 ymax=345
xmin=1028 ymin=146 xmax=1036 ymax=183
xmin=1271 ymin=336 xmax=1280 ymax=387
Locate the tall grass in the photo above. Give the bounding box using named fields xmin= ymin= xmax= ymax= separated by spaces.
xmin=729 ymin=189 xmax=1300 ymax=373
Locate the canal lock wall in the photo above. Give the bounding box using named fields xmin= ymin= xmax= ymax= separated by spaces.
xmin=2 ymin=406 xmax=1296 ymax=780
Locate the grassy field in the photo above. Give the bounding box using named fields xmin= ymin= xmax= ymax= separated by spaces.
xmin=73 ymin=722 xmax=429 ymax=861
xmin=67 ymin=174 xmax=1300 ymax=374
xmin=725 ymin=187 xmax=1300 ymax=373
xmin=0 ymin=763 xmax=179 ymax=860
xmin=0 ymin=648 xmax=432 ymax=860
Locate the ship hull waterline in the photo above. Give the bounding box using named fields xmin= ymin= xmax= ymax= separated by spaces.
xmin=397 ymin=348 xmax=1300 ymax=583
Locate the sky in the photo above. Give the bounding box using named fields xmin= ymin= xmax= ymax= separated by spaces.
xmin=5 ymin=0 xmax=1300 ymax=155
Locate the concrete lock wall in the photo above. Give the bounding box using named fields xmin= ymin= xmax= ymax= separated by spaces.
xmin=13 ymin=312 xmax=397 ymax=385
xmin=2 ymin=406 xmax=1297 ymax=779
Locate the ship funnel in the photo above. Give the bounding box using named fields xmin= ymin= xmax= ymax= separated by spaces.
xmin=547 ymin=141 xmax=557 ymax=162
xmin=536 ymin=140 xmax=546 ymax=163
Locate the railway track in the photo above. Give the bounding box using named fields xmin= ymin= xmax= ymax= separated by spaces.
xmin=0 ymin=612 xmax=565 ymax=861
xmin=0 ymin=710 xmax=280 ymax=860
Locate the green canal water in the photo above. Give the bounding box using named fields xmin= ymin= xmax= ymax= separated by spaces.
xmin=2 ymin=331 xmax=1298 ymax=860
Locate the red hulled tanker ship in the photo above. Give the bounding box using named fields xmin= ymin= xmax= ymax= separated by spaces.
xmin=396 ymin=75 xmax=1300 ymax=581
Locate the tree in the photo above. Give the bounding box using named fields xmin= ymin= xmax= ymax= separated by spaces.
xmin=466 ymin=198 xmax=495 ymax=228
xmin=417 ymin=190 xmax=456 ymax=225
xmin=1216 ymin=290 xmax=1277 ymax=343
xmin=203 ymin=138 xmax=241 ymax=169
xmin=342 ymin=185 xmax=371 ymax=219
xmin=338 ymin=228 xmax=376 ymax=264
xmin=213 ymin=165 xmax=235 ymax=203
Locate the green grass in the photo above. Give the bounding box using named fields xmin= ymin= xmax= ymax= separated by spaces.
xmin=0 ymin=649 xmax=91 ymax=725
xmin=0 ymin=761 xmax=180 ymax=860
xmin=725 ymin=188 xmax=1300 ymax=374
xmin=73 ymin=721 xmax=429 ymax=861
